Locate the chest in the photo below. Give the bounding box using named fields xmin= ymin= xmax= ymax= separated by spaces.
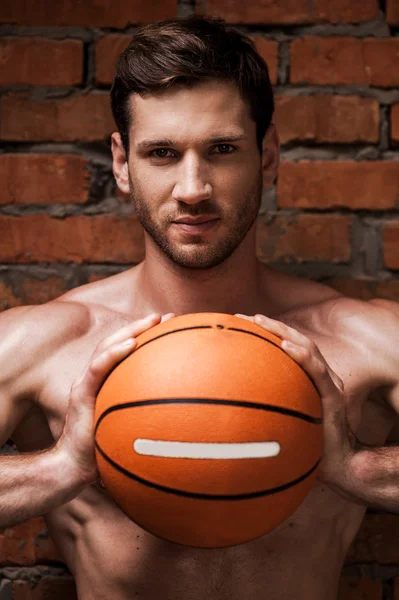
xmin=25 ymin=311 xmax=395 ymax=589
xmin=32 ymin=314 xmax=393 ymax=450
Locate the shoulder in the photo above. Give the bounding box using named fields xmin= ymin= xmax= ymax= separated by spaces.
xmin=0 ymin=300 xmax=92 ymax=351
xmin=0 ymin=300 xmax=93 ymax=397
xmin=325 ymin=295 xmax=399 ymax=340
xmin=320 ymin=295 xmax=399 ymax=389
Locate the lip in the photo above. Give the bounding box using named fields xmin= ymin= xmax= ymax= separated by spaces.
xmin=172 ymin=219 xmax=220 ymax=235
xmin=174 ymin=216 xmax=219 ymax=225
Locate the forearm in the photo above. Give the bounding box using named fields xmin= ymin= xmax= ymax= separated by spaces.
xmin=349 ymin=446 xmax=399 ymax=512
xmin=0 ymin=448 xmax=85 ymax=529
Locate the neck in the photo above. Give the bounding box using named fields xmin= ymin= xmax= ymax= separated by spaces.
xmin=135 ymin=227 xmax=269 ymax=317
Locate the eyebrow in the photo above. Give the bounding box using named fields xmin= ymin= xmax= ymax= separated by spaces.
xmin=136 ymin=134 xmax=248 ymax=151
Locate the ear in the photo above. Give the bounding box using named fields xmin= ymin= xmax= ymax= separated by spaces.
xmin=261 ymin=123 xmax=280 ymax=188
xmin=111 ymin=132 xmax=130 ymax=195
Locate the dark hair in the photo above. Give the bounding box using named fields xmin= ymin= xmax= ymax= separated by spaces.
xmin=110 ymin=16 xmax=275 ymax=156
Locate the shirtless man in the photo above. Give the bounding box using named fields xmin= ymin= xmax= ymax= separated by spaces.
xmin=1 ymin=15 xmax=399 ymax=600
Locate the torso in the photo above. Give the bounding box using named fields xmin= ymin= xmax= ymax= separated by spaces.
xmin=10 ymin=265 xmax=397 ymax=600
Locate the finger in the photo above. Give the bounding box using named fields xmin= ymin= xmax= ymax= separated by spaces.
xmin=254 ymin=314 xmax=311 ymax=347
xmin=72 ymin=337 xmax=137 ymax=404
xmin=77 ymin=313 xmax=171 ymax=394
xmin=254 ymin=314 xmax=337 ymax=377
xmin=281 ymin=342 xmax=349 ymax=456
xmin=75 ymin=314 xmax=175 ymax=396
xmin=161 ymin=313 xmax=176 ymax=323
xmin=94 ymin=313 xmax=162 ymax=356
xmin=281 ymin=340 xmax=341 ymax=401
xmin=234 ymin=314 xmax=254 ymax=322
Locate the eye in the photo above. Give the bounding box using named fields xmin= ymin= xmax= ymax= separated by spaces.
xmin=149 ymin=148 xmax=175 ymax=159
xmin=212 ymin=144 xmax=236 ymax=155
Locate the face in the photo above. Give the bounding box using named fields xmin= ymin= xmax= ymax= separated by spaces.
xmin=114 ymin=80 xmax=266 ymax=270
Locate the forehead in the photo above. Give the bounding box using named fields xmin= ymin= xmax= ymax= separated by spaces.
xmin=129 ymin=79 xmax=256 ymax=144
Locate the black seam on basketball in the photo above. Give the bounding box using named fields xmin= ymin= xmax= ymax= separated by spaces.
xmin=95 ymin=440 xmax=320 ymax=501
xmin=135 ymin=325 xmax=212 ymax=352
xmin=227 ymin=327 xmax=281 ymax=350
xmin=132 ymin=322 xmax=319 ymax=396
xmin=95 ymin=398 xmax=322 ymax=436
xmin=135 ymin=323 xmax=280 ymax=355
xmin=227 ymin=327 xmax=319 ymax=394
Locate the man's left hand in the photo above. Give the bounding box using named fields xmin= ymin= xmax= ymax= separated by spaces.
xmin=235 ymin=313 xmax=368 ymax=506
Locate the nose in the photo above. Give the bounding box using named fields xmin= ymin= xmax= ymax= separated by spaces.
xmin=172 ymin=153 xmax=212 ymax=205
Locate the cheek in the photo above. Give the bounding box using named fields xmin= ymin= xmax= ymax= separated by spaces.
xmin=130 ymin=166 xmax=166 ymax=204
xmin=132 ymin=165 xmax=173 ymax=198
xmin=215 ymin=162 xmax=259 ymax=198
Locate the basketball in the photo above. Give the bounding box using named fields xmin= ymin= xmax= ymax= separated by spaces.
xmin=94 ymin=312 xmax=322 ymax=548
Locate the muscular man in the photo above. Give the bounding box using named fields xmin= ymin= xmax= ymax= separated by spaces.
xmin=1 ymin=16 xmax=399 ymax=600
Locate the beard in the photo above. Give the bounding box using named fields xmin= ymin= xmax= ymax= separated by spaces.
xmin=128 ymin=170 xmax=263 ymax=270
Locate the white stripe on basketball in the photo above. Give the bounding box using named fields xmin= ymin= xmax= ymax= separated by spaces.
xmin=133 ymin=439 xmax=281 ymax=459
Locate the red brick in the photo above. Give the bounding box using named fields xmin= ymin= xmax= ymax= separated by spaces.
xmin=0 ymin=154 xmax=89 ymax=205
xmin=383 ymin=222 xmax=399 ymax=270
xmin=314 ymin=0 xmax=379 ymax=23
xmin=275 ymin=95 xmax=379 ymax=145
xmin=392 ymin=104 xmax=399 ymax=144
xmin=0 ymin=276 xmax=68 ymax=311
xmin=0 ymin=517 xmax=61 ymax=565
xmin=0 ymin=280 xmax=22 ymax=311
xmin=250 ymin=38 xmax=278 ymax=85
xmin=0 ymin=215 xmax=144 ymax=264
xmin=95 ymin=34 xmax=131 ymax=86
xmin=13 ymin=577 xmax=77 ymax=600
xmin=0 ymin=94 xmax=115 ymax=142
xmin=18 ymin=276 xmax=68 ymax=304
xmin=291 ymin=38 xmax=399 ymax=87
xmin=328 ymin=279 xmax=399 ymax=302
xmin=256 ymin=214 xmax=351 ymax=263
xmin=278 ymin=161 xmax=399 ymax=210
xmin=0 ymin=0 xmax=177 ymax=27
xmin=0 ymin=38 xmax=83 ymax=86
xmin=338 ymin=575 xmax=381 ymax=600
xmin=197 ymin=0 xmax=378 ymax=24
xmin=346 ymin=513 xmax=399 ymax=563
xmin=88 ymin=273 xmax=110 ymax=283
xmin=387 ymin=0 xmax=399 ymax=25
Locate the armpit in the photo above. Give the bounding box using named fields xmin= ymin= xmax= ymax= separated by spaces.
xmin=11 ymin=402 xmax=54 ymax=452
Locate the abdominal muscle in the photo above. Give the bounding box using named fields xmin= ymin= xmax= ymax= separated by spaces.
xmin=44 ymin=478 xmax=365 ymax=600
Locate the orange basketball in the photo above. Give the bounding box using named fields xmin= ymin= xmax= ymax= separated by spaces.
xmin=94 ymin=312 xmax=322 ymax=548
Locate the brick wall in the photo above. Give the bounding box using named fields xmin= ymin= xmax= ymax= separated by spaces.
xmin=0 ymin=0 xmax=398 ymax=598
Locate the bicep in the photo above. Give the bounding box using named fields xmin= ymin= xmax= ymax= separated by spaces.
xmin=0 ymin=306 xmax=41 ymax=446
xmin=0 ymin=300 xmax=92 ymax=448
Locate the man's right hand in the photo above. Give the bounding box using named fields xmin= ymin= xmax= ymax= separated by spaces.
xmin=55 ymin=313 xmax=175 ymax=490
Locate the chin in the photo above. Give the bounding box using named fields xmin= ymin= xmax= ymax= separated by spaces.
xmin=148 ymin=225 xmax=241 ymax=270
xmin=165 ymin=245 xmax=235 ymax=270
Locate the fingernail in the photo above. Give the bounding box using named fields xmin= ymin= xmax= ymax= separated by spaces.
xmin=121 ymin=338 xmax=136 ymax=349
xmin=254 ymin=314 xmax=267 ymax=322
xmin=282 ymin=340 xmax=298 ymax=351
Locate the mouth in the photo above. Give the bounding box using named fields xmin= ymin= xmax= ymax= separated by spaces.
xmin=172 ymin=218 xmax=220 ymax=235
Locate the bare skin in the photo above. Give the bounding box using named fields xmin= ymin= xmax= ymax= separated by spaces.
xmin=2 ymin=272 xmax=398 ymax=600
xmin=1 ymin=79 xmax=399 ymax=599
